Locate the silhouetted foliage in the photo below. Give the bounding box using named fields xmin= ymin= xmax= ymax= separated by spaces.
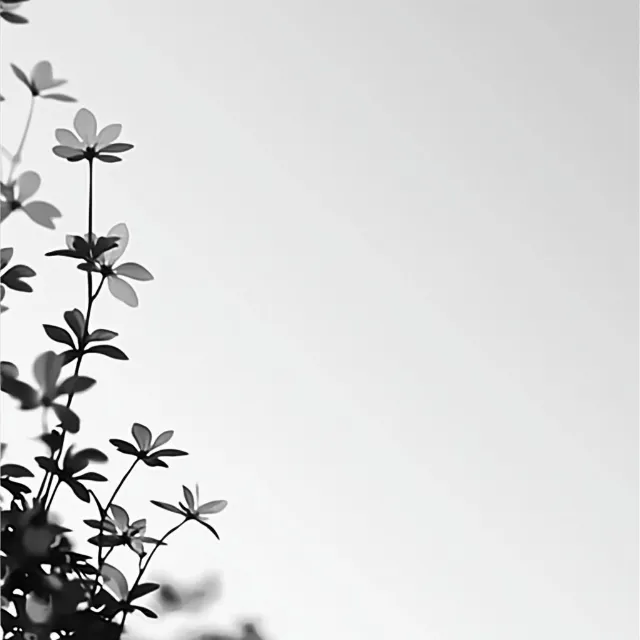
xmin=1 ymin=4 xmax=229 ymax=638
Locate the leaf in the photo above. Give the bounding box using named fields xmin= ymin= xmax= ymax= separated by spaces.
xmin=2 ymin=264 xmax=36 ymax=291
xmin=35 ymin=455 xmax=60 ymax=473
xmin=198 ymin=500 xmax=228 ymax=515
xmin=86 ymin=328 xmax=118 ymax=343
xmin=84 ymin=519 xmax=118 ymax=534
xmin=59 ymin=349 xmax=80 ymax=365
xmin=92 ymin=235 xmax=120 ymax=259
xmin=96 ymin=154 xmax=122 ymax=163
xmin=86 ymin=345 xmax=129 ymax=360
xmin=101 ymin=563 xmax=129 ymax=600
xmin=43 ymin=324 xmax=75 ymax=348
xmin=151 ymin=448 xmax=188 ymax=458
xmin=75 ymin=447 xmax=108 ymax=465
xmin=0 ymin=463 xmax=34 ymax=478
xmin=142 ymin=457 xmax=168 ymax=468
xmin=134 ymin=605 xmax=158 ymax=619
xmin=45 ymin=249 xmax=83 ymax=258
xmin=0 ymin=247 xmax=14 ymax=269
xmin=129 ymin=583 xmax=160 ymax=602
xmin=150 ymin=500 xmax=184 ymax=515
xmin=64 ymin=309 xmax=85 ymax=340
xmin=10 ymin=63 xmax=31 ymax=90
xmin=40 ymin=431 xmax=62 ymax=454
xmin=150 ymin=430 xmax=173 ymax=450
xmin=22 ymin=201 xmax=62 ymax=229
xmin=0 ymin=376 xmax=39 ymax=409
xmin=114 ymin=262 xmax=153 ymax=281
xmin=182 ymin=486 xmax=195 ymax=511
xmin=66 ymin=478 xmax=90 ymax=502
xmin=52 ymin=403 xmax=80 ymax=434
xmin=88 ymin=534 xmax=123 ymax=547
xmin=41 ymin=93 xmax=76 ymax=102
xmin=99 ymin=143 xmax=134 ymax=153
xmin=56 ymin=375 xmax=96 ymax=396
xmin=75 ymin=471 xmax=108 ymax=482
xmin=0 ymin=360 xmax=19 ymax=378
xmin=195 ymin=517 xmax=220 ymax=540
xmin=107 ymin=276 xmax=138 ymax=307
xmin=109 ymin=438 xmax=139 ymax=456
xmin=131 ymin=423 xmax=152 ymax=451
xmin=2 ymin=12 xmax=29 ymax=24
xmin=110 ymin=504 xmax=129 ymax=530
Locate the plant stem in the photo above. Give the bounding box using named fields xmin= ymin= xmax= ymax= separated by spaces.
xmin=6 ymin=96 xmax=35 ymax=183
xmin=37 ymin=160 xmax=104 ymax=507
xmin=117 ymin=520 xmax=186 ymax=636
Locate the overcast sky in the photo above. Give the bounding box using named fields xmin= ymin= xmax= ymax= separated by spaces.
xmin=1 ymin=2 xmax=637 ymax=639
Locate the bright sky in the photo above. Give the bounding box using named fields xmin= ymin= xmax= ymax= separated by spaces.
xmin=1 ymin=2 xmax=637 ymax=640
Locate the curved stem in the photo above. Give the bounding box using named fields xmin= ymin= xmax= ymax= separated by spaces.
xmin=6 ymin=96 xmax=35 ymax=183
xmin=117 ymin=520 xmax=186 ymax=636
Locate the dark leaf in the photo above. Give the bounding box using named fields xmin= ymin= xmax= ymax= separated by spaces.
xmin=75 ymin=447 xmax=109 ymax=465
xmin=0 ymin=361 xmax=19 ymax=378
xmin=142 ymin=456 xmax=169 ymax=468
xmin=129 ymin=582 xmax=160 ymax=602
xmin=52 ymin=403 xmax=80 ymax=434
xmin=59 ymin=349 xmax=80 ymax=365
xmin=150 ymin=500 xmax=184 ymax=515
xmin=40 ymin=430 xmax=62 ymax=454
xmin=66 ymin=478 xmax=90 ymax=502
xmin=64 ymin=309 xmax=85 ymax=340
xmin=92 ymin=235 xmax=120 ymax=259
xmin=56 ymin=375 xmax=96 ymax=396
xmin=2 ymin=264 xmax=36 ymax=291
xmin=46 ymin=249 xmax=83 ymax=258
xmin=88 ymin=534 xmax=123 ymax=547
xmin=87 ymin=328 xmax=118 ymax=343
xmin=195 ymin=517 xmax=221 ymax=540
xmin=84 ymin=519 xmax=119 ymax=534
xmin=109 ymin=438 xmax=139 ymax=456
xmin=35 ymin=456 xmax=58 ymax=474
xmin=75 ymin=471 xmax=108 ymax=482
xmin=152 ymin=448 xmax=189 ymax=458
xmin=86 ymin=345 xmax=128 ymax=360
xmin=0 ymin=463 xmax=34 ymax=478
xmin=1 ymin=477 xmax=31 ymax=497
xmin=1 ymin=376 xmax=39 ymax=409
xmin=133 ymin=605 xmax=158 ymax=619
xmin=43 ymin=324 xmax=75 ymax=348
xmin=0 ymin=247 xmax=14 ymax=269
xmin=2 ymin=12 xmax=29 ymax=24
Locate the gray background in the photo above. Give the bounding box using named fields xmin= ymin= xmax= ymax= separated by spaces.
xmin=1 ymin=1 xmax=637 ymax=639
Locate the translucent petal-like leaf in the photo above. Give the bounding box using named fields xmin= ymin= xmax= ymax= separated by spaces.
xmin=132 ymin=423 xmax=152 ymax=451
xmin=74 ymin=108 xmax=97 ymax=145
xmin=102 ymin=562 xmax=129 ymax=600
xmin=114 ymin=262 xmax=153 ymax=281
xmin=182 ymin=486 xmax=195 ymax=511
xmin=96 ymin=123 xmax=122 ymax=148
xmin=52 ymin=145 xmax=83 ymax=159
xmin=102 ymin=223 xmax=129 ymax=264
xmin=22 ymin=201 xmax=62 ymax=229
xmin=16 ymin=170 xmax=40 ymax=201
xmin=32 ymin=350 xmax=62 ymax=395
xmin=41 ymin=93 xmax=76 ymax=103
xmin=55 ymin=128 xmax=83 ymax=149
xmin=198 ymin=500 xmax=228 ymax=515
xmin=31 ymin=61 xmax=55 ymax=92
xmin=110 ymin=504 xmax=129 ymax=530
xmin=0 ymin=247 xmax=13 ymax=270
xmin=25 ymin=593 xmax=52 ymax=624
xmin=107 ymin=275 xmax=138 ymax=307
xmin=151 ymin=430 xmax=173 ymax=450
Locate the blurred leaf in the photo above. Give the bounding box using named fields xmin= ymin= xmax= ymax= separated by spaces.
xmin=86 ymin=345 xmax=128 ymax=360
xmin=84 ymin=518 xmax=118 ymax=534
xmin=43 ymin=323 xmax=75 ymax=348
xmin=75 ymin=471 xmax=108 ymax=482
xmin=35 ymin=456 xmax=58 ymax=474
xmin=52 ymin=403 xmax=80 ymax=433
xmin=2 ymin=264 xmax=36 ymax=291
xmin=2 ymin=12 xmax=29 ymax=24
xmin=1 ymin=463 xmax=34 ymax=478
xmin=88 ymin=534 xmax=123 ymax=547
xmin=56 ymin=375 xmax=96 ymax=396
xmin=40 ymin=93 xmax=76 ymax=102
